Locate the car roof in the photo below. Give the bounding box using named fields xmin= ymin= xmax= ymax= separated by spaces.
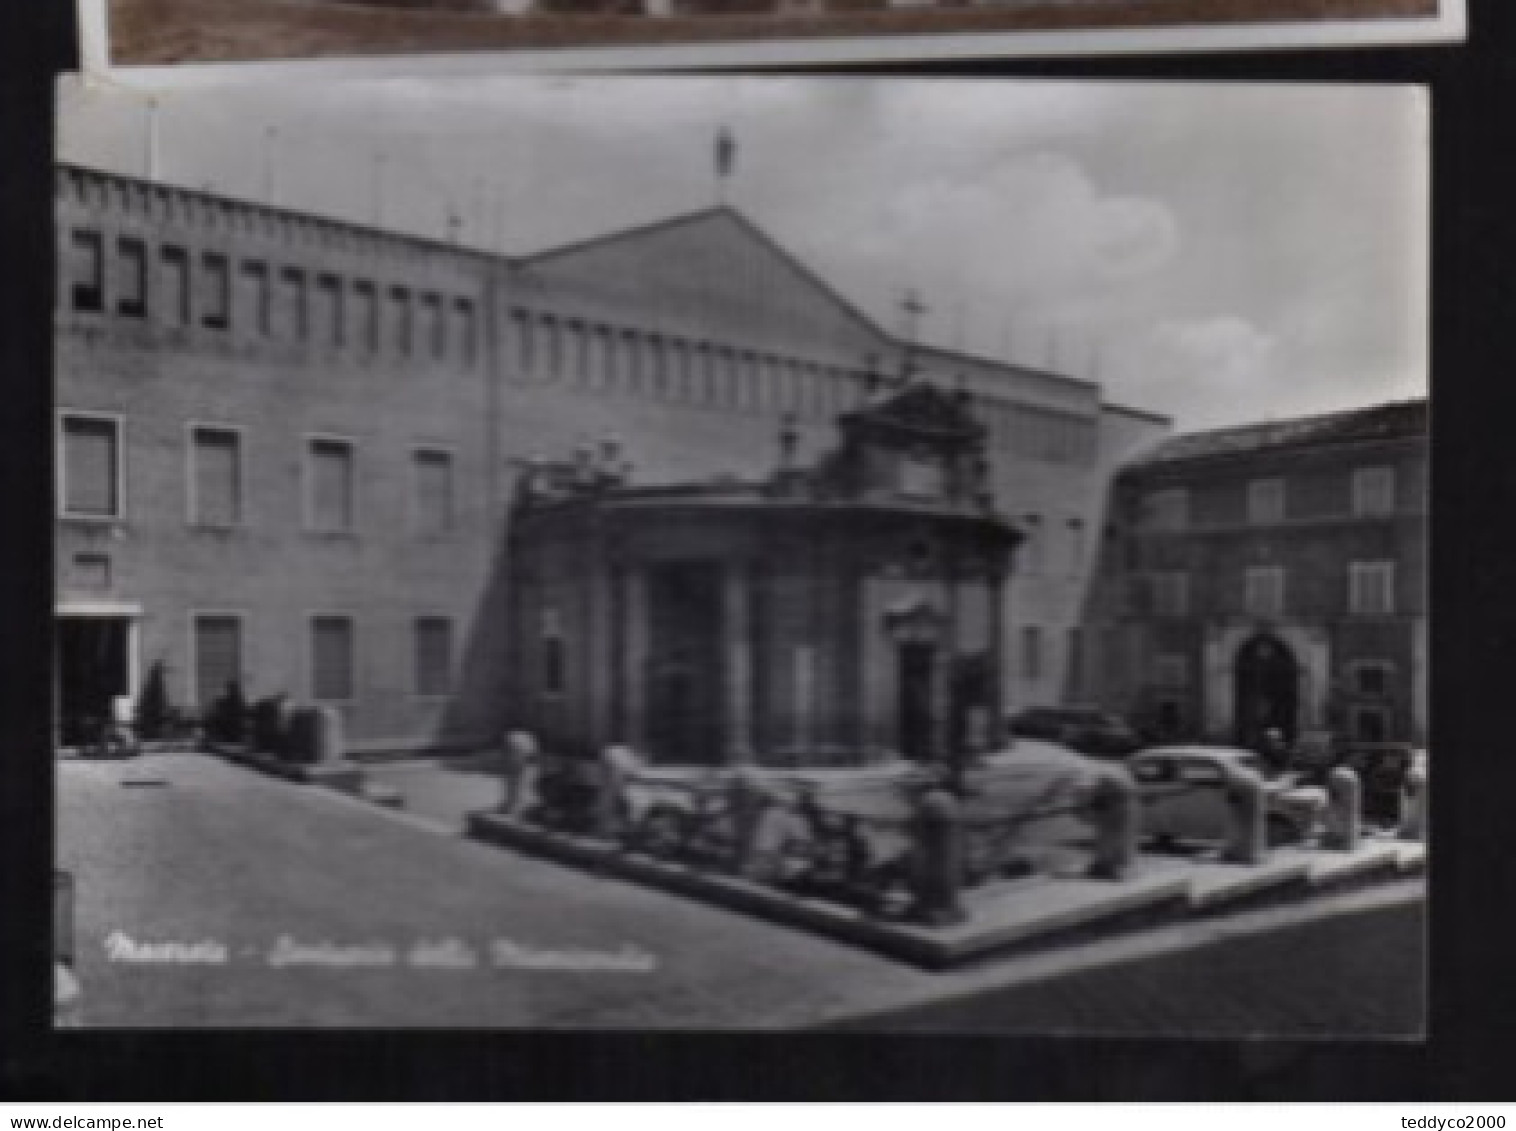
xmin=1013 ymin=705 xmax=1112 ymax=719
xmin=1134 ymin=745 xmax=1258 ymax=762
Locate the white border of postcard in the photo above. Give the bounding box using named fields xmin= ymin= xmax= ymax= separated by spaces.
xmin=80 ymin=0 xmax=1464 ymax=81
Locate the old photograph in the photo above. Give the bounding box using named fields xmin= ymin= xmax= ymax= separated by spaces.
xmin=94 ymin=0 xmax=1464 ymax=70
xmin=52 ymin=75 xmax=1426 ymax=1032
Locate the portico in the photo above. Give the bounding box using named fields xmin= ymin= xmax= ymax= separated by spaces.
xmin=504 ymin=381 xmax=1021 ymax=770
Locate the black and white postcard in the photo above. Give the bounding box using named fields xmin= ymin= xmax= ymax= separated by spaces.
xmin=51 ymin=75 xmax=1427 ymax=1034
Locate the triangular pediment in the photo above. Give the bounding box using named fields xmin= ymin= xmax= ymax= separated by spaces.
xmin=519 ymin=208 xmax=888 ymax=357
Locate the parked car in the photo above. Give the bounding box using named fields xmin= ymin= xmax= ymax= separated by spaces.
xmin=1129 ymin=745 xmax=1328 ymax=848
xmin=1336 ymin=742 xmax=1418 ymax=826
xmin=1005 ymin=706 xmax=1143 ymax=758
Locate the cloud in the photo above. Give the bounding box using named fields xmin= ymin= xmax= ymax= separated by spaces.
xmin=1107 ymin=316 xmax=1281 ymax=427
xmin=1148 ymin=316 xmax=1276 ymax=389
xmin=784 ymin=150 xmax=1179 ymax=341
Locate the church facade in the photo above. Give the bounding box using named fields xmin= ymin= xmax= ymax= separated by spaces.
xmin=54 ymin=162 xmax=1168 ymax=755
xmin=505 ymin=382 xmax=1021 ymax=766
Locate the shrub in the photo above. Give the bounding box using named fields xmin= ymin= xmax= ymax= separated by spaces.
xmin=136 ymin=661 xmax=171 ymax=742
xmin=206 ymin=680 xmax=249 ymax=745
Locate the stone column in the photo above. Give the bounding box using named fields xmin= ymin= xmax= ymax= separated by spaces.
xmin=584 ymin=543 xmax=614 ymax=752
xmin=624 ymin=568 xmax=649 ymax=753
xmin=932 ymin=565 xmax=961 ymax=771
xmin=724 ymin=561 xmax=755 ymax=765
xmin=987 ymin=572 xmax=1006 ymax=750
xmin=792 ymin=644 xmax=815 ymax=754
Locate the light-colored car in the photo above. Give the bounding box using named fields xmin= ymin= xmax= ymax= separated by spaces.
xmin=1130 ymin=745 xmax=1328 ymax=848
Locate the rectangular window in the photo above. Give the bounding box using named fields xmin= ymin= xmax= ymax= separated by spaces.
xmin=353 ymin=281 xmax=378 ymax=355
xmin=389 ymin=286 xmax=412 ymax=355
xmin=70 ymin=230 xmax=103 ymax=312
xmin=1021 ymin=626 xmax=1043 ymax=682
xmin=1353 ymin=466 xmax=1397 ymax=517
xmin=514 ymin=310 xmax=535 ymax=375
xmin=280 ymin=267 xmax=308 ymax=341
xmin=593 ymin=326 xmax=614 ymax=391
xmin=1066 ymin=518 xmax=1086 ymax=576
xmin=698 ymin=346 xmax=717 ymax=405
xmin=453 ymin=298 xmax=476 ymax=366
xmin=541 ymin=608 xmax=565 ymax=697
xmin=412 ymin=449 xmax=455 ymax=536
xmin=60 ymin=414 xmax=121 ymax=519
xmin=310 ymin=616 xmax=355 ymax=702
xmin=413 ymin=617 xmax=453 ymax=698
xmin=1066 ymin=627 xmax=1083 ymax=692
xmin=1152 ymin=572 xmax=1189 ymax=617
xmin=1244 ymin=566 xmax=1285 ymax=618
xmin=565 ymin=322 xmax=587 ymax=385
xmin=541 ymin=316 xmax=562 ymax=381
xmin=307 ymin=437 xmax=355 ymax=533
xmin=316 ymin=274 xmax=343 ymax=348
xmin=1145 ymin=488 xmax=1189 ymax=532
xmin=671 ymin=342 xmax=692 ymax=401
xmin=201 ymin=252 xmax=230 ymax=330
xmin=1247 ymin=478 xmax=1286 ymax=525
xmin=160 ymin=246 xmax=189 ymax=326
xmin=240 ymin=261 xmax=271 ymax=336
xmin=1352 ymin=661 xmax=1393 ymax=697
xmin=116 ymin=237 xmax=147 ymax=318
xmin=193 ymin=615 xmax=242 ymax=709
xmin=1349 ymin=561 xmax=1396 ymax=617
xmin=649 ymin=338 xmax=669 ymax=399
xmin=422 ymin=293 xmax=445 ymax=360
xmin=189 ymin=426 xmax=242 ymax=527
xmin=1021 ymin=514 xmax=1043 ymax=575
xmin=622 ymin=331 xmax=642 ymax=395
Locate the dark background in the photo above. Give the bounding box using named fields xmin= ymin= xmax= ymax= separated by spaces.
xmin=1 ymin=0 xmax=1509 ymax=1101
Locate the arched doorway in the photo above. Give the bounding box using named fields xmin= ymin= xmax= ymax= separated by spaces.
xmin=1233 ymin=633 xmax=1299 ymax=750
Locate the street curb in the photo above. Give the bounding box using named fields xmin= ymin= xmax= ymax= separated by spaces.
xmin=219 ymin=747 xmax=366 ymax=792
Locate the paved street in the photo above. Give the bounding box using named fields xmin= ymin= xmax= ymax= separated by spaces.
xmin=828 ymin=898 xmax=1424 ymax=1035
xmin=57 ymin=753 xmax=1424 ymax=1031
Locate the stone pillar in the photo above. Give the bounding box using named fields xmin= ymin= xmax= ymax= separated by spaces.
xmin=312 ymin=705 xmax=344 ymax=765
xmin=987 ymin=573 xmax=1006 ymax=751
xmin=500 ymin=730 xmax=539 ymax=816
xmin=584 ymin=541 xmax=614 ymax=752
xmin=724 ymin=561 xmax=755 ymax=764
xmin=1086 ymin=764 xmax=1140 ymax=880
xmin=858 ymin=578 xmax=887 ymax=757
xmin=909 ymin=789 xmax=966 ymax=927
xmin=933 ymin=569 xmax=961 ymax=776
xmin=1324 ymin=766 xmax=1362 ymax=851
xmin=727 ymin=766 xmax=772 ymax=880
xmin=792 ymin=644 xmax=815 ymax=754
xmin=624 ymin=569 xmax=649 ymax=752
xmin=593 ymin=746 xmax=628 ymax=843
xmin=1222 ymin=763 xmax=1268 ymax=865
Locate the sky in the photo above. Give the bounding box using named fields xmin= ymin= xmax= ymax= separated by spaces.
xmin=57 ymin=75 xmax=1428 ymax=431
